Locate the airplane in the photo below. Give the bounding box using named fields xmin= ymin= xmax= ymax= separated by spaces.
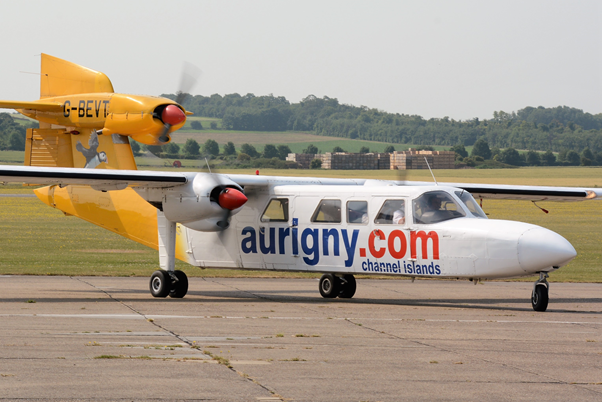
xmin=0 ymin=54 xmax=599 ymax=312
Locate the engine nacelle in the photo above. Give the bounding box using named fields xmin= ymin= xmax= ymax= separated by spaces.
xmin=161 ymin=173 xmax=246 ymax=231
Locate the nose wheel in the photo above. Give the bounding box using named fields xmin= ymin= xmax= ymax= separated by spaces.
xmin=531 ymin=272 xmax=549 ymax=312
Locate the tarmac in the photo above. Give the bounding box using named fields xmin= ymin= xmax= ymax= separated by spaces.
xmin=0 ymin=276 xmax=600 ymax=401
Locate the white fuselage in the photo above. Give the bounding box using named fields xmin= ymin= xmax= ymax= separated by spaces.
xmin=178 ymin=184 xmax=576 ymax=280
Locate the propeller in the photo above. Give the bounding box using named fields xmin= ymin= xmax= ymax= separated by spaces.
xmin=158 ymin=62 xmax=202 ymax=143
xmin=215 ymin=186 xmax=248 ymax=230
xmin=393 ymin=148 xmax=408 ymax=186
xmin=203 ymin=168 xmax=247 ymax=231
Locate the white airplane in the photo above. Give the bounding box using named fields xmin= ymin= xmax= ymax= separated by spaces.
xmin=0 ymin=54 xmax=598 ymax=312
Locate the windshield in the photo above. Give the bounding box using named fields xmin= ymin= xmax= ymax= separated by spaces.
xmin=413 ymin=191 xmax=466 ymax=224
xmin=455 ymin=190 xmax=487 ymax=218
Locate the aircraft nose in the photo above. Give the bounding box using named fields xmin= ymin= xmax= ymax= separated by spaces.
xmin=517 ymin=228 xmax=576 ymax=272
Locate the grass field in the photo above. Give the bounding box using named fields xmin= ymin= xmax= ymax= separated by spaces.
xmin=0 ymin=167 xmax=601 ymax=282
xmin=169 ymin=129 xmax=438 ymax=154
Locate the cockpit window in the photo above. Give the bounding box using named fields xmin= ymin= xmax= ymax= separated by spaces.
xmin=413 ymin=191 xmax=466 ymax=224
xmin=311 ymin=199 xmax=342 ymax=223
xmin=261 ymin=198 xmax=289 ymax=222
xmin=455 ymin=190 xmax=487 ymax=219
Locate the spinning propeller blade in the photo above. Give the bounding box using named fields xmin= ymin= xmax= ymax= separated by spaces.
xmin=158 ymin=62 xmax=202 ymax=143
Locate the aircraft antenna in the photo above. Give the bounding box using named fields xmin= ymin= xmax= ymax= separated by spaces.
xmin=424 ymin=157 xmax=438 ymax=185
xmin=205 ymin=157 xmax=212 ymax=173
xmin=532 ymin=201 xmax=549 ymax=214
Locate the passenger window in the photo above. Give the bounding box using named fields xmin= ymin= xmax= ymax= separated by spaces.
xmin=347 ymin=201 xmax=368 ymax=224
xmin=413 ymin=191 xmax=466 ymax=224
xmin=311 ymin=199 xmax=341 ymax=223
xmin=375 ymin=200 xmax=406 ymax=224
xmin=261 ymin=198 xmax=289 ymax=222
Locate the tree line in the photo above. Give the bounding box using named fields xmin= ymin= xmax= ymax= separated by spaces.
xmin=165 ymin=92 xmax=602 ymax=154
xmin=0 ymin=113 xmax=34 ymax=151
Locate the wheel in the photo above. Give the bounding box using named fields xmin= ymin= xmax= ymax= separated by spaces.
xmin=169 ymin=270 xmax=188 ymax=298
xmin=319 ymin=274 xmax=340 ymax=298
xmin=149 ymin=270 xmax=170 ymax=298
xmin=531 ymin=284 xmax=549 ymax=312
xmin=338 ymin=274 xmax=356 ymax=298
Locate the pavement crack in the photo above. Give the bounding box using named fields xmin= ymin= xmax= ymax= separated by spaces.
xmin=73 ymin=277 xmax=283 ymax=400
xmin=71 ymin=277 xmax=194 ymax=348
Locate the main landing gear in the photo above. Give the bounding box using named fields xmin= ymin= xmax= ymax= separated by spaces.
xmin=150 ymin=211 xmax=189 ymax=299
xmin=531 ymin=272 xmax=549 ymax=312
xmin=150 ymin=270 xmax=189 ymax=298
xmin=319 ymin=274 xmax=357 ymax=299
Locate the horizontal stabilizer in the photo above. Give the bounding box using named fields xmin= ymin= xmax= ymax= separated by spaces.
xmin=0 ymin=100 xmax=63 ymax=112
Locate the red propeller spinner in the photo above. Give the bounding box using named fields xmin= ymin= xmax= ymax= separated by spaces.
xmin=161 ymin=105 xmax=186 ymax=126
xmin=218 ymin=188 xmax=248 ymax=210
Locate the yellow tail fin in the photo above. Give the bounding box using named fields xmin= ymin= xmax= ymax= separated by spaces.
xmin=40 ymin=53 xmax=114 ymax=98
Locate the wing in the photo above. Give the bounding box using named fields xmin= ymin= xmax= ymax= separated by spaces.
xmin=0 ymin=165 xmax=187 ymax=191
xmin=0 ymin=166 xmax=600 ymax=202
xmin=0 ymin=100 xmax=63 ymax=112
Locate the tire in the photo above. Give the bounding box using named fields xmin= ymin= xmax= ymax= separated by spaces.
xmin=149 ymin=270 xmax=170 ymax=298
xmin=338 ymin=274 xmax=356 ymax=299
xmin=169 ymin=270 xmax=188 ymax=298
xmin=531 ymin=284 xmax=549 ymax=312
xmin=319 ymin=274 xmax=340 ymax=298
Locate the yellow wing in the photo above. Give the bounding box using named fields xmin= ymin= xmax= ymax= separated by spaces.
xmin=0 ymin=100 xmax=63 ymax=112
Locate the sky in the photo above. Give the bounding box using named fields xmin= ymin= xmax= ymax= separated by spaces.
xmin=1 ymin=0 xmax=601 ymax=120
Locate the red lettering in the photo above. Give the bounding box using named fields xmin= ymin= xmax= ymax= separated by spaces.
xmin=410 ymin=231 xmax=439 ymax=260
xmin=368 ymin=229 xmax=386 ymax=258
xmin=388 ymin=230 xmax=407 ymax=259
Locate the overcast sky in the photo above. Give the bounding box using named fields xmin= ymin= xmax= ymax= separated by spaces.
xmin=1 ymin=0 xmax=600 ymax=120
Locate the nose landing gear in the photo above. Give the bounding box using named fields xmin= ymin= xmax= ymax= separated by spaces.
xmin=531 ymin=272 xmax=549 ymax=312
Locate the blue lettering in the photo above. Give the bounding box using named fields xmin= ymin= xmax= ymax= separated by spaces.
xmin=292 ymin=227 xmax=298 ymax=255
xmin=362 ymin=261 xmax=367 ymax=271
xmin=301 ymin=228 xmax=320 ymax=266
xmin=341 ymin=229 xmax=359 ymax=268
xmin=259 ymin=227 xmax=276 ymax=254
xmin=435 ymin=265 xmax=441 ymax=275
xmin=322 ymin=228 xmax=340 ymax=256
xmin=241 ymin=227 xmax=257 ymax=254
xmin=278 ymin=227 xmax=290 ymax=255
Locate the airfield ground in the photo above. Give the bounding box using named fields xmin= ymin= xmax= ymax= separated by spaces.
xmin=0 ymin=276 xmax=600 ymax=401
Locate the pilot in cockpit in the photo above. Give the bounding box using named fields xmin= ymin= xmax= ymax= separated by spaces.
xmin=425 ymin=195 xmax=442 ymax=212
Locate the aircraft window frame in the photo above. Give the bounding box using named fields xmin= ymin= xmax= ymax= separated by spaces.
xmin=311 ymin=199 xmax=342 ymax=224
xmin=455 ymin=190 xmax=487 ymax=219
xmin=260 ymin=198 xmax=289 ymax=223
xmin=374 ymin=199 xmax=406 ymax=225
xmin=347 ymin=200 xmax=369 ymax=224
xmin=413 ymin=191 xmax=466 ymax=224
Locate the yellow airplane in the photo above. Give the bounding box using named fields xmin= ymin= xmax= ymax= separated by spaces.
xmin=0 ymin=53 xmax=189 ymax=148
xmin=0 ymin=54 xmax=598 ymax=311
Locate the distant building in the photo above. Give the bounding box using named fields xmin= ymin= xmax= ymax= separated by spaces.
xmin=287 ymin=149 xmax=455 ymax=170
xmin=390 ymin=149 xmax=456 ymax=170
